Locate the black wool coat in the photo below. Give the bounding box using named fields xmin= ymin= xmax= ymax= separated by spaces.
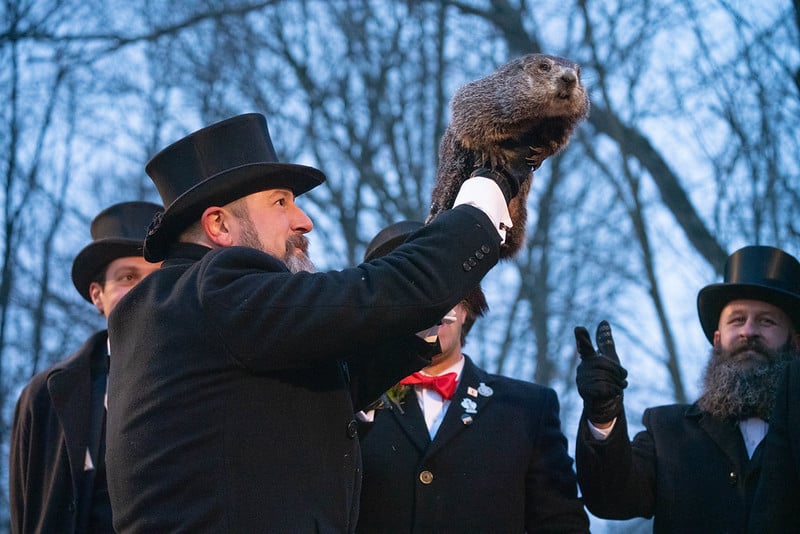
xmin=10 ymin=330 xmax=110 ymax=534
xmin=749 ymin=360 xmax=800 ymax=533
xmin=356 ymin=356 xmax=590 ymax=534
xmin=576 ymin=403 xmax=763 ymax=534
xmin=106 ymin=205 xmax=500 ymax=533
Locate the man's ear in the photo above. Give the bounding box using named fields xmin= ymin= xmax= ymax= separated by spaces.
xmin=201 ymin=206 xmax=235 ymax=247
xmin=712 ymin=330 xmax=721 ymax=348
xmin=89 ymin=282 xmax=105 ymax=316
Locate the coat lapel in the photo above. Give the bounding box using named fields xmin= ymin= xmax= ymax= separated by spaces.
xmin=692 ymin=405 xmax=745 ymax=468
xmin=391 ymin=387 xmax=431 ymax=452
xmin=426 ymin=356 xmax=492 ymax=456
xmin=48 ymin=332 xmax=104 ymax=486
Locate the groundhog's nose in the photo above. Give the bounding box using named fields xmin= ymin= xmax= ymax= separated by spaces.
xmin=561 ymin=70 xmax=578 ymax=86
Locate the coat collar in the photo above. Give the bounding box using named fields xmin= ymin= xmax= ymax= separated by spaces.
xmin=427 ymin=356 xmax=495 ymax=455
xmin=685 ymin=402 xmax=750 ymax=468
xmin=47 ymin=330 xmax=108 ymax=485
xmin=390 ymin=356 xmax=496 ymax=456
xmin=162 ymin=242 xmax=211 ymax=266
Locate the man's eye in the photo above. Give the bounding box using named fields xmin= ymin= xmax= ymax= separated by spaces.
xmin=277 ymin=198 xmax=286 ymax=206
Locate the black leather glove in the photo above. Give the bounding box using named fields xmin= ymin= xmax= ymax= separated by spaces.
xmin=470 ymin=167 xmax=520 ymax=203
xmin=575 ymin=320 xmax=628 ymax=425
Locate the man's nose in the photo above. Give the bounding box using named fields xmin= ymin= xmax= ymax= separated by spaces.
xmin=740 ymin=317 xmax=760 ymax=337
xmin=292 ymin=205 xmax=313 ymax=234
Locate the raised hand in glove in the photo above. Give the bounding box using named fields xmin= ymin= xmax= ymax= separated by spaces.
xmin=575 ymin=320 xmax=628 ymax=425
xmin=470 ymin=167 xmax=521 ymax=204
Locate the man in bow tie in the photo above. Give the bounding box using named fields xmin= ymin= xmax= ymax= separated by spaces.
xmin=355 ymin=221 xmax=589 ymax=533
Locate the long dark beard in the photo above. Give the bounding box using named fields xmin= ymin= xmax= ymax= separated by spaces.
xmin=696 ymin=339 xmax=795 ymax=420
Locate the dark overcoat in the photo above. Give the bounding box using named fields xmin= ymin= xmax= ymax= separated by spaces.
xmin=576 ymin=403 xmax=763 ymax=533
xmin=106 ymin=205 xmax=500 ymax=533
xmin=356 ymin=356 xmax=589 ymax=533
xmin=749 ymin=360 xmax=800 ymax=533
xmin=9 ymin=330 xmax=109 ymax=534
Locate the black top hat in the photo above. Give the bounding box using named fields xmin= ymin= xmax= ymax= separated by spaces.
xmin=143 ymin=113 xmax=326 ymax=261
xmin=72 ymin=201 xmax=164 ymax=302
xmin=697 ymin=245 xmax=800 ymax=342
xmin=364 ymin=221 xmax=425 ymax=262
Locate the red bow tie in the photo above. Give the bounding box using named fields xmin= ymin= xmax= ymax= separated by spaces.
xmin=400 ymin=372 xmax=458 ymax=400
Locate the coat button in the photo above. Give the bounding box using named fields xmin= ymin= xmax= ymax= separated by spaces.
xmin=480 ymin=244 xmax=490 ymax=254
xmin=728 ymin=471 xmax=738 ymax=485
xmin=475 ymin=250 xmax=484 ymax=260
xmin=468 ymin=257 xmax=477 ymax=267
xmin=346 ymin=420 xmax=358 ymax=438
xmin=419 ymin=470 xmax=434 ymax=484
xmin=462 ymin=262 xmax=472 ymax=272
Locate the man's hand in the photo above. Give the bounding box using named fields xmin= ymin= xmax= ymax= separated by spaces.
xmin=470 ymin=167 xmax=520 ymax=204
xmin=575 ymin=320 xmax=628 ymax=425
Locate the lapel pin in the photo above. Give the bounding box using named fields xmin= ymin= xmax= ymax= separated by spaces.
xmin=461 ymin=398 xmax=478 ymax=414
xmin=467 ymin=386 xmax=478 ymax=397
xmin=461 ymin=414 xmax=473 ymax=425
xmin=477 ymin=382 xmax=493 ymax=397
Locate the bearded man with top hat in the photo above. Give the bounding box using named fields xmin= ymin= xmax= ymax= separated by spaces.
xmin=104 ymin=113 xmax=524 ymax=533
xmin=750 ymin=334 xmax=800 ymax=531
xmin=354 ymin=221 xmax=589 ymax=533
xmin=9 ymin=201 xmax=162 ymax=534
xmin=572 ymin=245 xmax=800 ymax=533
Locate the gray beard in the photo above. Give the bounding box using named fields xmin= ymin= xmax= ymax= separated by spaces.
xmin=696 ymin=339 xmax=795 ymax=420
xmin=283 ymin=234 xmax=316 ymax=274
xmin=237 ymin=213 xmax=316 ymax=274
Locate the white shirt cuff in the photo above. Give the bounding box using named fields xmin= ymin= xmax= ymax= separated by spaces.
xmin=588 ymin=418 xmax=617 ymax=440
xmin=453 ymin=177 xmax=513 ymax=244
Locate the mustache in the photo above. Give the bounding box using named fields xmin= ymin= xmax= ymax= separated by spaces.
xmin=729 ymin=338 xmax=772 ymax=359
xmin=286 ymin=234 xmax=310 ymax=255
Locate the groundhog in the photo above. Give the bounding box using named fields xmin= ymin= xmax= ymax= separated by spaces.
xmin=427 ymin=53 xmax=590 ymax=257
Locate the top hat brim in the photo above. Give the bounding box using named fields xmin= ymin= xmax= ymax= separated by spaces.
xmin=363 ymin=221 xmax=425 ymax=262
xmin=72 ymin=239 xmax=147 ymax=302
xmin=697 ymin=283 xmax=800 ymax=343
xmin=144 ymin=162 xmax=324 ymax=262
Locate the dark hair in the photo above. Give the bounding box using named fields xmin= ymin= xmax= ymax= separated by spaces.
xmin=460 ymin=286 xmax=489 ymax=345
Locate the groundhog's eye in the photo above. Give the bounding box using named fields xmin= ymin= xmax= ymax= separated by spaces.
xmin=539 ymin=62 xmax=551 ymax=72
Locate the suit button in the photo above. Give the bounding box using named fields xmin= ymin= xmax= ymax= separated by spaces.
xmin=481 ymin=244 xmax=490 ymax=254
xmin=419 ymin=470 xmax=434 ymax=484
xmin=468 ymin=257 xmax=477 ymax=267
xmin=475 ymin=250 xmax=484 ymax=260
xmin=462 ymin=262 xmax=472 ymax=272
xmin=728 ymin=471 xmax=738 ymax=485
xmin=346 ymin=420 xmax=358 ymax=438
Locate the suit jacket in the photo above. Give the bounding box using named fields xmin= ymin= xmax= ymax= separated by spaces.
xmin=9 ymin=330 xmax=110 ymax=534
xmin=356 ymin=356 xmax=589 ymax=533
xmin=749 ymin=360 xmax=800 ymax=533
xmin=576 ymin=403 xmax=763 ymax=533
xmin=106 ymin=205 xmax=500 ymax=533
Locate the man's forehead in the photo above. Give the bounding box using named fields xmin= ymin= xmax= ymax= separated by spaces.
xmin=106 ymin=256 xmax=153 ymax=272
xmin=721 ymin=299 xmax=788 ymax=316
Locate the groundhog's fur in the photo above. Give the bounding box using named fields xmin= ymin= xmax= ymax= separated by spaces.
xmin=427 ymin=54 xmax=590 ymax=257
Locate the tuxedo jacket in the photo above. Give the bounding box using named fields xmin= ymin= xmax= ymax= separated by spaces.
xmin=106 ymin=206 xmax=500 ymax=533
xmin=749 ymin=360 xmax=800 ymax=533
xmin=9 ymin=330 xmax=110 ymax=534
xmin=356 ymin=356 xmax=589 ymax=533
xmin=576 ymin=404 xmax=763 ymax=533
